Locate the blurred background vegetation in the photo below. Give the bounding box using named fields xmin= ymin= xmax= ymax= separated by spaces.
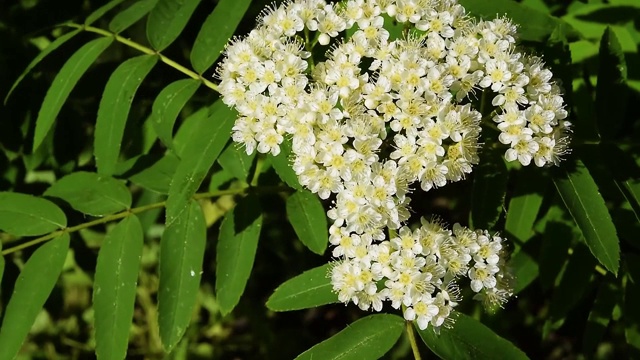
xmin=1 ymin=0 xmax=640 ymax=359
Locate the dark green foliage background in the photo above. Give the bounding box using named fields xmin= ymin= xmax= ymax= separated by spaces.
xmin=1 ymin=0 xmax=640 ymax=359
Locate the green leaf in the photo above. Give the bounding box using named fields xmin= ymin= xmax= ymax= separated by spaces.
xmin=286 ymin=190 xmax=328 ymax=255
xmin=622 ymin=179 xmax=640 ymax=218
xmin=295 ymin=314 xmax=405 ymax=360
xmin=146 ymin=0 xmax=202 ymax=51
xmin=595 ymin=27 xmax=628 ymax=139
xmin=218 ymin=144 xmax=256 ymax=183
xmin=95 ymin=54 xmax=158 ymax=176
xmin=625 ymin=254 xmax=640 ymax=357
xmin=85 ymin=0 xmax=127 ymax=25
xmin=538 ymin=221 xmax=572 ymax=291
xmin=151 ymin=79 xmax=201 ymax=150
xmin=109 ymin=0 xmax=159 ymax=33
xmin=94 ymin=215 xmax=144 ymax=360
xmin=158 ymin=201 xmax=206 ymax=352
xmin=127 ymin=154 xmax=180 ymax=194
xmin=0 ymin=234 xmax=69 ymax=360
xmin=165 ymin=101 xmax=235 ymax=224
xmin=209 ymin=167 xmax=235 ymax=192
xmin=510 ymin=250 xmax=538 ymax=294
xmin=190 ymin=0 xmax=251 ymax=74
xmin=266 ymin=263 xmax=338 ymax=311
xmin=417 ymin=312 xmax=529 ymax=360
xmin=33 ymin=36 xmax=113 ymax=152
xmin=44 ymin=172 xmax=131 ymax=216
xmin=505 ymin=169 xmax=545 ymax=243
xmin=4 ymin=29 xmax=81 ymax=104
xmin=459 ymin=0 xmax=577 ymax=41
xmin=270 ymin=137 xmax=302 ymax=190
xmin=172 ymin=106 xmax=209 ymax=157
xmin=216 ymin=195 xmax=263 ymax=316
xmin=0 ymin=192 xmax=67 ymax=236
xmin=0 ymin=241 xmax=4 ymax=286
xmin=471 ymin=152 xmax=508 ymax=230
xmin=583 ymin=278 xmax=618 ymax=355
xmin=544 ymin=244 xmax=597 ymax=337
xmin=553 ymin=160 xmax=621 ymax=275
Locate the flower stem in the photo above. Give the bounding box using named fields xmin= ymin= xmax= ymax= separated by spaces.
xmin=406 ymin=320 xmax=422 ymax=360
xmin=64 ymin=23 xmax=220 ymax=93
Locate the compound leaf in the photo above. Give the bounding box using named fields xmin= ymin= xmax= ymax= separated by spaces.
xmin=147 ymin=0 xmax=202 ymax=51
xmin=44 ymin=172 xmax=131 ymax=216
xmin=94 ymin=216 xmax=144 ymax=360
xmin=553 ymin=160 xmax=620 ymax=275
xmin=190 ymin=0 xmax=251 ymax=74
xmin=33 ymin=36 xmax=113 ymax=152
xmin=150 ymin=79 xmax=200 ymax=150
xmin=417 ymin=312 xmax=529 ymax=360
xmin=0 ymin=234 xmax=69 ymax=360
xmin=266 ymin=263 xmax=338 ymax=311
xmin=165 ymin=100 xmax=234 ymax=224
xmin=286 ymin=190 xmax=328 ymax=255
xmin=158 ymin=201 xmax=207 ymax=352
xmin=0 ymin=192 xmax=66 ymax=236
xmin=95 ymin=54 xmax=157 ymax=176
xmin=295 ymin=314 xmax=405 ymax=360
xmin=216 ymin=195 xmax=262 ymax=316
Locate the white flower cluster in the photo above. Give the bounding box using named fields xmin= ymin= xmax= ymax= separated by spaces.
xmin=330 ymin=218 xmax=512 ymax=329
xmin=216 ymin=0 xmax=568 ymax=330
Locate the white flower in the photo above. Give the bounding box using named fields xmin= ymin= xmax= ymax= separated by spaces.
xmin=404 ymin=294 xmax=440 ymax=330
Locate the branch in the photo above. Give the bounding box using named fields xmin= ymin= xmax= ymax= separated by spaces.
xmin=64 ymin=23 xmax=220 ymax=93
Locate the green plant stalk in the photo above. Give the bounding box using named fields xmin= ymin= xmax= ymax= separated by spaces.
xmin=406 ymin=320 xmax=422 ymax=360
xmin=0 ymin=186 xmax=290 ymax=256
xmin=64 ymin=23 xmax=219 ymax=93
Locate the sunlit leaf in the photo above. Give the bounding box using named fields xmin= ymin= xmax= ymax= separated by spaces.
xmin=553 ymin=160 xmax=620 ymax=275
xmin=33 ymin=37 xmax=113 ymax=152
xmin=218 ymin=144 xmax=256 ymax=183
xmin=5 ymin=29 xmax=81 ymax=104
xmin=190 ymin=0 xmax=251 ymax=74
xmin=159 ymin=201 xmax=206 ymax=352
xmin=165 ymin=100 xmax=235 ymax=224
xmin=266 ymin=263 xmax=338 ymax=311
xmin=595 ymin=27 xmax=628 ymax=139
xmin=295 ymin=314 xmax=405 ymax=360
xmin=94 ymin=216 xmax=144 ymax=360
xmin=0 ymin=234 xmax=69 ymax=360
xmin=44 ymin=172 xmax=131 ymax=216
xmin=95 ymin=54 xmax=157 ymax=176
xmin=286 ymin=190 xmax=328 ymax=255
xmin=417 ymin=311 xmax=529 ymax=360
xmin=147 ymin=0 xmax=202 ymax=51
xmin=0 ymin=192 xmax=66 ymax=236
xmin=109 ymin=0 xmax=159 ymax=33
xmin=216 ymin=195 xmax=263 ymax=316
xmin=85 ymin=0 xmax=127 ymax=25
xmin=151 ymin=79 xmax=200 ymax=151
